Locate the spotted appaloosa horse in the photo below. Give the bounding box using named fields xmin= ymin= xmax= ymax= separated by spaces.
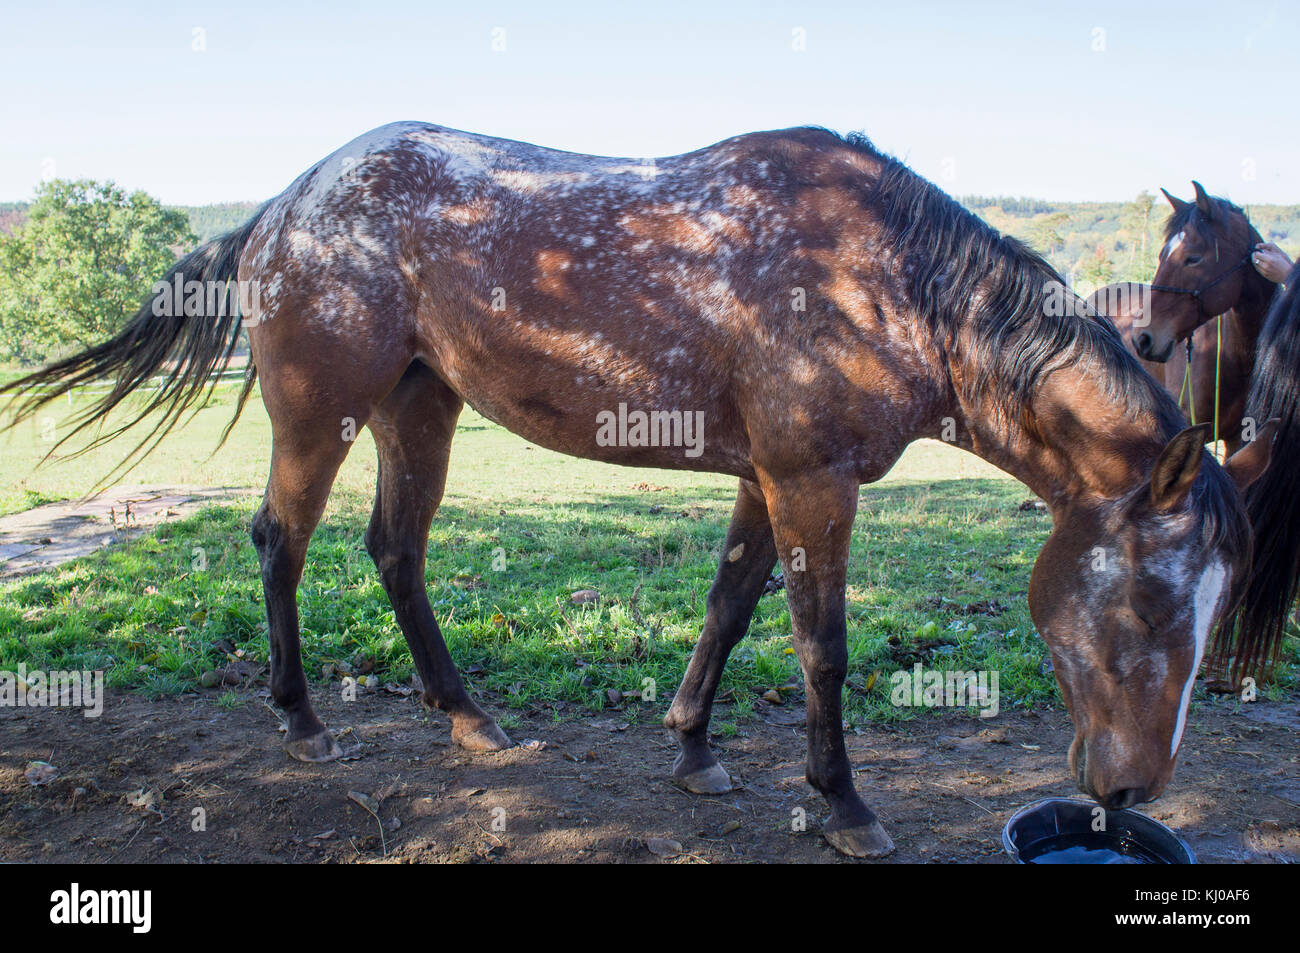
xmin=1090 ymin=184 xmax=1279 ymax=457
xmin=3 ymin=124 xmax=1281 ymax=857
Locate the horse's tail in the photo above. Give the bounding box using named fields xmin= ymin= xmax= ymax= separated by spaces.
xmin=1215 ymin=262 xmax=1300 ymax=684
xmin=0 ymin=206 xmax=268 ymax=485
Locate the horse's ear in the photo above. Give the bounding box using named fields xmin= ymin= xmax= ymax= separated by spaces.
xmin=1224 ymin=418 xmax=1280 ymax=492
xmin=1150 ymin=424 xmax=1212 ymax=511
xmin=1161 ymin=187 xmax=1190 ymax=213
xmin=1192 ymin=181 xmax=1215 ymax=220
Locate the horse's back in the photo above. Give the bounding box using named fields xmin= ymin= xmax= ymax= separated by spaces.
xmin=237 ymin=122 xmax=929 ymax=482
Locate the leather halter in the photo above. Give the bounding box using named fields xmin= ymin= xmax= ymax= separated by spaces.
xmin=1148 ymin=250 xmax=1254 ymax=316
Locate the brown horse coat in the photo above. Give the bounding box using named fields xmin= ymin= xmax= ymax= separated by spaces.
xmin=4 ymin=124 xmax=1265 ymax=857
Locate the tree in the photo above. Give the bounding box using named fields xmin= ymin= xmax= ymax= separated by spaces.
xmin=0 ymin=180 xmax=195 ymax=363
xmin=1122 ymin=190 xmax=1157 ymax=282
xmin=1029 ymin=211 xmax=1071 ymax=264
xmin=1081 ymin=243 xmax=1113 ymax=293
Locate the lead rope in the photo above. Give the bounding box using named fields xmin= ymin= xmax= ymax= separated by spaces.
xmin=1177 ymin=323 xmax=1227 ymax=461
xmin=1181 ymin=337 xmax=1196 ymax=425
xmin=1213 ymin=314 xmax=1223 ymax=460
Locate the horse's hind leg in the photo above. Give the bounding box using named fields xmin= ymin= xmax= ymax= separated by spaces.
xmin=759 ymin=468 xmax=895 ymax=859
xmin=251 ymin=311 xmax=412 ymax=762
xmin=252 ymin=420 xmax=356 ymax=762
xmin=664 ymin=478 xmax=777 ymax=793
xmin=365 ymin=362 xmax=510 ymax=751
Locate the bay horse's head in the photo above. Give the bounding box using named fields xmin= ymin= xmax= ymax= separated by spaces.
xmin=1028 ymin=423 xmax=1269 ymax=809
xmin=1136 ymin=182 xmax=1256 ymax=361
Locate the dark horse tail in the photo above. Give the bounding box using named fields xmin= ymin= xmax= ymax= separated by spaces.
xmin=0 ymin=207 xmax=267 ymax=484
xmin=1215 ymin=261 xmax=1300 ymax=684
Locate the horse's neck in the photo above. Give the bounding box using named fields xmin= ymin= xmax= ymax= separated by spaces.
xmin=1231 ymin=224 xmax=1278 ymax=340
xmin=956 ymin=362 xmax=1159 ymax=509
xmin=1231 ymin=268 xmax=1277 ymax=344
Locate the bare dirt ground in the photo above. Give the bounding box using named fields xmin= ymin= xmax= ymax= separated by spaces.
xmin=2 ymin=687 xmax=1297 ymax=863
xmin=0 ymin=487 xmax=257 ymax=578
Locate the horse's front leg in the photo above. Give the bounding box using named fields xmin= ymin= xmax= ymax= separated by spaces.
xmin=760 ymin=468 xmax=895 ymax=858
xmin=664 ymin=478 xmax=777 ymax=792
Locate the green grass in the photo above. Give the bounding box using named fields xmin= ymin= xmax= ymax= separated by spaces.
xmin=1 ymin=384 xmax=1295 ymax=725
xmin=0 ymin=374 xmax=271 ymax=516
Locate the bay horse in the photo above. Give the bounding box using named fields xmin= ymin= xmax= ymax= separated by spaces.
xmin=1102 ymin=184 xmax=1279 ymax=457
xmin=1130 ymin=183 xmax=1297 ymax=684
xmin=1 ymin=124 xmax=1277 ymax=857
xmin=1090 ymin=277 xmax=1266 ymax=456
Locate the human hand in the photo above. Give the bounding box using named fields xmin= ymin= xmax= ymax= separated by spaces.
xmin=1253 ymin=242 xmax=1294 ymax=283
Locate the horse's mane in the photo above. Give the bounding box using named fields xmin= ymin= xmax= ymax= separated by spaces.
xmin=824 ymin=130 xmax=1166 ymax=423
xmin=817 ymin=129 xmax=1248 ymax=556
xmin=1219 ymin=261 xmax=1300 ymax=681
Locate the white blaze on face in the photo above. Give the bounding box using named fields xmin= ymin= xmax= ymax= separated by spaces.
xmin=1170 ymin=560 xmax=1227 ymax=757
xmin=1163 ymin=231 xmax=1185 ymax=259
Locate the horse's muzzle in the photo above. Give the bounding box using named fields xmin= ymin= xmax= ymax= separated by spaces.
xmin=1073 ymin=737 xmax=1158 ymax=810
xmin=1134 ymin=331 xmax=1175 ymax=363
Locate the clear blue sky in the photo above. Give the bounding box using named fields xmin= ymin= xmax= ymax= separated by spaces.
xmin=2 ymin=0 xmax=1296 ymax=205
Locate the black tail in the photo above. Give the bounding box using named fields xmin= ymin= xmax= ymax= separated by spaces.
xmin=0 ymin=206 xmax=267 ymax=485
xmin=1215 ymin=261 xmax=1300 ymax=684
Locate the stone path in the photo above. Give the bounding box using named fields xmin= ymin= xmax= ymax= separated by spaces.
xmin=0 ymin=486 xmax=257 ymax=578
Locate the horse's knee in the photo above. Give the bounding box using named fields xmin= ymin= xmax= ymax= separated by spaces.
xmin=251 ymin=506 xmax=294 ymax=584
xmin=250 ymin=505 xmax=272 ymax=553
xmin=250 ymin=503 xmax=286 ymax=558
xmin=702 ymin=592 xmax=752 ymax=643
xmin=368 ymin=537 xmax=423 ymax=595
xmin=796 ymin=638 xmax=848 ymax=688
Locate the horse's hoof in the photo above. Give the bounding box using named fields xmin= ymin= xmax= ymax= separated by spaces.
xmin=823 ymin=819 xmax=895 ymax=859
xmin=674 ymin=762 xmax=733 ymax=795
xmin=285 ymin=729 xmax=344 ymax=763
xmin=452 ymin=720 xmax=512 ymax=752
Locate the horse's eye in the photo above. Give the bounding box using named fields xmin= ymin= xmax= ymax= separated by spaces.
xmin=1185 ymin=255 xmax=1202 ymax=266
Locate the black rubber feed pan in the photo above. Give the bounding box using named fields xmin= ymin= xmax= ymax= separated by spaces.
xmin=1003 ymin=797 xmax=1196 ymax=864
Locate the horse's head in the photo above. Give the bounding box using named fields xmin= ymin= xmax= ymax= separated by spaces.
xmin=1028 ymin=424 xmax=1270 ymax=809
xmin=1136 ymin=182 xmax=1255 ymax=361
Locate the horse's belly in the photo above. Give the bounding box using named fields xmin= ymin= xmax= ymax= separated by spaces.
xmin=432 ymin=350 xmax=752 ymax=476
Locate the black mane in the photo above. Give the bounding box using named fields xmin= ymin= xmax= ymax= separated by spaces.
xmin=826 ymin=129 xmax=1174 ymax=426
xmin=1221 ymin=261 xmax=1300 ymax=679
xmin=818 ymin=129 xmax=1247 ymax=556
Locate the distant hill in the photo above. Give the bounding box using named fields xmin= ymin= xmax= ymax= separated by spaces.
xmin=0 ymin=200 xmax=261 ymax=244
xmin=962 ymin=194 xmax=1300 ymax=287
xmin=2 ymin=196 xmax=1297 ymax=286
xmin=171 ymin=202 xmax=261 ymax=243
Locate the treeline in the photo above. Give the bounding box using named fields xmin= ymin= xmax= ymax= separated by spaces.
xmin=963 ymin=193 xmax=1300 ymax=288
xmin=0 ymin=200 xmax=259 ymax=244
xmin=961 ymin=195 xmax=1060 ymax=216
xmin=174 ymin=202 xmax=261 ymax=243
xmin=1 ymin=180 xmax=1297 ymax=365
